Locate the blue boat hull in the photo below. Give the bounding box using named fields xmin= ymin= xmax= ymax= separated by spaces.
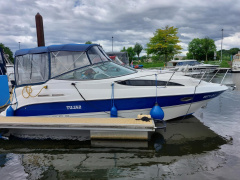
xmin=14 ymin=90 xmax=225 ymax=117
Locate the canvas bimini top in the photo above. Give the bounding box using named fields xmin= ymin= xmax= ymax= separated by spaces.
xmin=15 ymin=44 xmax=96 ymax=56
xmin=14 ymin=43 xmax=136 ymax=86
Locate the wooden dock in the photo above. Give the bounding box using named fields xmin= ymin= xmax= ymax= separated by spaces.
xmin=0 ymin=116 xmax=156 ymax=140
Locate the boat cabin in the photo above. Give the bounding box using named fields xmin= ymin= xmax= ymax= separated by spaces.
xmin=14 ymin=44 xmax=136 ymax=87
xmin=233 ymin=51 xmax=240 ymax=60
xmin=167 ymin=60 xmax=201 ymax=68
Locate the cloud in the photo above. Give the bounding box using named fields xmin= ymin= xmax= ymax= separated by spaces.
xmin=0 ymin=0 xmax=239 ymax=56
xmin=215 ymin=32 xmax=240 ymax=50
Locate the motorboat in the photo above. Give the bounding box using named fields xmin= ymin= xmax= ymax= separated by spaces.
xmin=166 ymin=60 xmax=219 ymax=74
xmin=1 ymin=44 xmax=228 ymax=120
xmin=232 ymin=52 xmax=240 ymax=73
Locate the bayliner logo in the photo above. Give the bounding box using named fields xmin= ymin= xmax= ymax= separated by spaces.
xmin=66 ymin=105 xmax=82 ymax=110
xmin=203 ymin=94 xmax=217 ymax=99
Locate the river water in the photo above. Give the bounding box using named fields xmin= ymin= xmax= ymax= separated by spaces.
xmin=0 ymin=73 xmax=240 ymax=180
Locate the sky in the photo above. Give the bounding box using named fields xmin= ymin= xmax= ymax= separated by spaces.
xmin=0 ymin=0 xmax=239 ymax=57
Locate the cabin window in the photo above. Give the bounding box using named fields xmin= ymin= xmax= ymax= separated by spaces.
xmin=50 ymin=51 xmax=90 ymax=78
xmin=15 ymin=53 xmax=49 ymax=86
xmin=117 ymin=80 xmax=184 ymax=86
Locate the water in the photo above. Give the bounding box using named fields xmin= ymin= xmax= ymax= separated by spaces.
xmin=0 ymin=73 xmax=240 ymax=180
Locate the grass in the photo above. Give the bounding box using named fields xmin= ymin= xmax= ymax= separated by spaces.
xmin=133 ymin=62 xmax=165 ymax=68
xmin=134 ymin=60 xmax=231 ymax=68
xmin=205 ymin=60 xmax=231 ymax=68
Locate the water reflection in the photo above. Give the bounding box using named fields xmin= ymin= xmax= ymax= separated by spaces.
xmin=0 ymin=116 xmax=228 ymax=179
xmin=153 ymin=116 xmax=227 ymax=156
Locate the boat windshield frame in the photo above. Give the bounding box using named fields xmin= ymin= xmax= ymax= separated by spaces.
xmin=14 ymin=44 xmax=136 ymax=87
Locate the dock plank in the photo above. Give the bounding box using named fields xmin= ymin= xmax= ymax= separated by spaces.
xmin=0 ymin=116 xmax=155 ymax=131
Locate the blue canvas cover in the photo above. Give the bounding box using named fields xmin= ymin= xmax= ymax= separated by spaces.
xmin=47 ymin=44 xmax=96 ymax=52
xmin=15 ymin=44 xmax=98 ymax=56
xmin=15 ymin=48 xmax=31 ymax=56
xmin=0 ymin=75 xmax=10 ymax=106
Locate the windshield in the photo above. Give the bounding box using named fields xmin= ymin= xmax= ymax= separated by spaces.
xmin=56 ymin=61 xmax=136 ymax=80
xmin=87 ymin=46 xmax=109 ymax=64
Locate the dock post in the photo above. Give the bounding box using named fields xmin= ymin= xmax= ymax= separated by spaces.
xmin=35 ymin=13 xmax=45 ymax=47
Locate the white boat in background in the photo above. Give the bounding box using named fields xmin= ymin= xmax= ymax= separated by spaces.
xmin=108 ymin=55 xmax=125 ymax=65
xmin=166 ymin=60 xmax=219 ymax=74
xmin=106 ymin=51 xmax=129 ymax=65
xmin=232 ymin=52 xmax=240 ymax=73
xmin=1 ymin=44 xmax=228 ymax=121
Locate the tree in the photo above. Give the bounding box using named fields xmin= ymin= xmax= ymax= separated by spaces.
xmin=187 ymin=38 xmax=203 ymax=60
xmin=215 ymin=48 xmax=240 ymax=61
xmin=146 ymin=26 xmax=182 ymax=62
xmin=85 ymin=41 xmax=92 ymax=44
xmin=126 ymin=47 xmax=136 ymax=62
xmin=202 ymin=37 xmax=216 ymax=61
xmin=133 ymin=43 xmax=143 ymax=60
xmin=120 ymin=46 xmax=136 ymax=62
xmin=187 ymin=38 xmax=216 ymax=61
xmin=141 ymin=55 xmax=147 ymax=62
xmin=121 ymin=47 xmax=127 ymax=52
xmin=0 ymin=43 xmax=14 ymax=63
xmin=229 ymin=48 xmax=240 ymax=56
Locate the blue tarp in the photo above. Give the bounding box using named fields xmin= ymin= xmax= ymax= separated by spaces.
xmin=15 ymin=48 xmax=31 ymax=56
xmin=0 ymin=75 xmax=10 ymax=106
xmin=48 ymin=44 xmax=96 ymax=52
xmin=15 ymin=44 xmax=98 ymax=56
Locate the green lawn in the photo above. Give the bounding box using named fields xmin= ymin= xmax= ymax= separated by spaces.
xmin=204 ymin=60 xmax=231 ymax=68
xmin=133 ymin=62 xmax=165 ymax=68
xmin=134 ymin=60 xmax=231 ymax=68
